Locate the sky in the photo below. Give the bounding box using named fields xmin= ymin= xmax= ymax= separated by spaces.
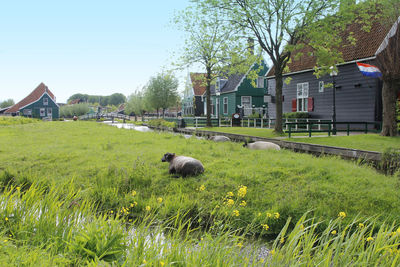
xmin=0 ymin=0 xmax=191 ymax=103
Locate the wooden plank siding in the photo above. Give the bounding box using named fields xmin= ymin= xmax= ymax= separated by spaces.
xmin=20 ymin=93 xmax=59 ymax=119
xmin=267 ymin=60 xmax=382 ymax=123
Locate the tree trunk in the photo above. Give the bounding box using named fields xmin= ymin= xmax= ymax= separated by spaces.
xmin=381 ymin=79 xmax=399 ymax=136
xmin=206 ymin=67 xmax=212 ymax=127
xmin=162 ymin=108 xmax=165 ymax=118
xmin=274 ymin=72 xmax=284 ymax=134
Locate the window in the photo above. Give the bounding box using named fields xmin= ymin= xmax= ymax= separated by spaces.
xmin=256 ymin=77 xmax=265 ymax=88
xmin=23 ymin=109 xmax=32 ymax=116
xmin=241 ymin=96 xmax=252 ymax=116
xmin=43 ymin=97 xmax=48 ymax=106
xmin=40 ymin=108 xmax=45 ymax=117
xmin=319 ymin=81 xmax=324 ymax=93
xmin=47 ymin=108 xmax=52 ymax=118
xmin=296 ymin=82 xmax=309 ymax=112
xmin=223 ymin=97 xmax=228 ymax=114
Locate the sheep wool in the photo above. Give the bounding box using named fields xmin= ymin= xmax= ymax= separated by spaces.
xmin=161 ymin=153 xmax=204 ymax=177
xmin=243 ymin=141 xmax=281 ymax=151
xmin=210 ymin=135 xmax=231 ymax=142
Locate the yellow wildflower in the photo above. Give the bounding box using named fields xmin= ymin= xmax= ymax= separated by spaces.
xmin=396 ymin=227 xmax=400 ymax=234
xmin=237 ymin=242 xmax=243 ymax=248
xmin=266 ymin=212 xmax=272 ymax=218
xmin=157 ymin=197 xmax=163 ymax=204
xmin=258 ymin=212 xmax=262 ymax=217
xmin=274 ymin=212 xmax=280 ymax=219
xmin=3 ymin=239 xmax=7 ymax=242
xmin=240 ymin=201 xmax=247 ymax=207
xmin=16 ymin=187 xmax=20 ymax=191
xmin=199 ymin=185 xmax=205 ymax=191
xmin=5 ymin=217 xmax=8 ymax=221
xmin=367 ymin=237 xmax=374 ymax=242
xmin=331 ymin=230 xmax=337 ymax=235
xmin=233 ymin=210 xmax=240 ymax=217
xmin=129 ymin=219 xmax=133 ymax=222
xmin=238 ymin=185 xmax=247 ymax=198
xmin=134 ymin=201 xmax=138 ymax=206
xmin=130 ymin=203 xmax=134 ymax=208
xmin=280 ymin=237 xmax=285 ymax=244
xmin=131 ymin=190 xmax=137 ymax=197
xmin=160 ymin=261 xmax=165 ymax=267
xmin=145 ymin=206 xmax=151 ymax=211
xmin=261 ymin=224 xmax=269 ymax=231
xmin=143 ymin=259 xmax=147 ymax=264
xmin=226 ymin=191 xmax=234 ymax=198
xmin=358 ymin=223 xmax=364 ymax=228
xmin=270 ymin=249 xmax=275 ymax=255
xmin=259 ymin=258 xmax=265 ymax=263
xmin=338 ymin=212 xmax=346 ymax=219
xmin=226 ymin=199 xmax=234 ymax=206
xmin=110 ymin=210 xmax=113 ymax=214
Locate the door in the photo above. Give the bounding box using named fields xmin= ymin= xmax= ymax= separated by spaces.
xmin=241 ymin=96 xmax=252 ymax=116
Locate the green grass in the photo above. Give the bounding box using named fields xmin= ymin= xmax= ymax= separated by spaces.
xmin=0 ymin=116 xmax=40 ymax=126
xmin=199 ymin=127 xmax=400 ymax=152
xmin=1 ymin=121 xmax=400 ymax=265
xmin=0 ymin=121 xmax=399 ymax=235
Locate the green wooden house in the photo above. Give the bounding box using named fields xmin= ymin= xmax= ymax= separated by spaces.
xmin=5 ymin=83 xmax=59 ymax=119
xmin=206 ymin=60 xmax=269 ymax=118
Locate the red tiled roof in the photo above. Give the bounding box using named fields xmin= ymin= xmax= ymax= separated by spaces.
xmin=6 ymin=83 xmax=56 ymax=113
xmin=190 ymin=73 xmax=207 ymax=96
xmin=69 ymin=99 xmax=81 ymax=105
xmin=267 ymin=20 xmax=391 ymax=77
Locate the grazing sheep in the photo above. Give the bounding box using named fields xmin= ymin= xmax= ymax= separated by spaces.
xmin=243 ymin=141 xmax=281 ymax=150
xmin=161 ymin=153 xmax=204 ymax=177
xmin=209 ymin=135 xmax=231 ymax=142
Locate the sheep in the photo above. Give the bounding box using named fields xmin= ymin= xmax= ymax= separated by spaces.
xmin=161 ymin=153 xmax=204 ymax=177
xmin=243 ymin=141 xmax=281 ymax=150
xmin=209 ymin=135 xmax=231 ymax=142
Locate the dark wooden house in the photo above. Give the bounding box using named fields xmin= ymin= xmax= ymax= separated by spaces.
xmin=266 ymin=19 xmax=398 ymax=123
xmin=5 ymin=83 xmax=59 ymax=119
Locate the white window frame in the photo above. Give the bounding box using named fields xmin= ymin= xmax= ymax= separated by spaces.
xmin=296 ymin=82 xmax=309 ymax=112
xmin=47 ymin=108 xmax=52 ymax=118
xmin=23 ymin=109 xmax=32 ymax=116
xmin=319 ymin=81 xmax=324 ymax=93
xmin=223 ymin=97 xmax=228 ymax=115
xmin=210 ymin=99 xmax=215 ymax=115
xmin=256 ymin=77 xmax=265 ymax=88
xmin=43 ymin=97 xmax=48 ymax=106
xmin=40 ymin=108 xmax=45 ymax=117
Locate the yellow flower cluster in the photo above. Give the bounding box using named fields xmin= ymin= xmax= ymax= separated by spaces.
xmin=157 ymin=197 xmax=163 ymax=204
xmin=236 ymin=242 xmax=243 ymax=248
xmin=238 ymin=185 xmax=247 ymax=198
xmin=358 ymin=223 xmax=364 ymax=228
xmin=274 ymin=212 xmax=280 ymax=219
xmin=226 ymin=191 xmax=234 ymax=198
xmin=233 ymin=209 xmax=240 ymax=217
xmin=331 ymin=230 xmax=337 ymax=235
xmin=338 ymin=211 xmax=346 ymax=219
xmin=199 ymin=184 xmax=205 ymax=191
xmin=226 ymin=199 xmax=234 ymax=206
xmin=119 ymin=206 xmax=130 ymax=215
xmin=130 ymin=201 xmax=138 ymax=208
xmin=145 ymin=206 xmax=151 ymax=211
xmin=131 ymin=190 xmax=137 ymax=197
xmin=261 ymin=224 xmax=269 ymax=231
xmin=240 ymin=201 xmax=247 ymax=207
xmin=366 ymin=236 xmax=374 ymax=242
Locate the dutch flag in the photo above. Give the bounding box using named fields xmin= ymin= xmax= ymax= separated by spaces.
xmin=356 ymin=62 xmax=382 ymax=78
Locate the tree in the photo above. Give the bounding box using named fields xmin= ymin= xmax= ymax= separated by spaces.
xmin=0 ymin=99 xmax=14 ymax=108
xmin=174 ymin=6 xmax=258 ymax=126
xmin=144 ymin=72 xmax=179 ymax=117
xmin=372 ymin=1 xmax=400 ymax=136
xmin=198 ymin=0 xmax=349 ymax=133
xmin=125 ymin=90 xmax=147 ymax=120
xmin=108 ymin=93 xmax=126 ymax=106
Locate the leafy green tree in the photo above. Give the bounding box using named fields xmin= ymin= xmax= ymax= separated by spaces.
xmin=108 ymin=93 xmax=126 ymax=106
xmin=198 ymin=0 xmax=355 ymax=133
xmin=0 ymin=99 xmax=14 ymax=108
xmin=144 ymin=72 xmax=179 ymax=118
xmin=125 ymin=90 xmax=147 ymax=120
xmin=68 ymin=94 xmax=89 ymax=103
xmin=174 ymin=6 xmax=259 ymax=126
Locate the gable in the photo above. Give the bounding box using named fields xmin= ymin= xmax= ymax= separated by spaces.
xmin=19 ymin=92 xmax=59 ymax=111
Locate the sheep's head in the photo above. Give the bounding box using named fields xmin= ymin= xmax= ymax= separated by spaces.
xmin=161 ymin=153 xmax=175 ymax=162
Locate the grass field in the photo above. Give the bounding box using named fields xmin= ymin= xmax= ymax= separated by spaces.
xmin=204 ymin=127 xmax=400 ymax=152
xmin=1 ymin=120 xmax=400 ymax=265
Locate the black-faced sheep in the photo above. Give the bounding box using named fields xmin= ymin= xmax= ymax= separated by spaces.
xmin=209 ymin=135 xmax=231 ymax=142
xmin=161 ymin=153 xmax=204 ymax=177
xmin=243 ymin=141 xmax=281 ymax=150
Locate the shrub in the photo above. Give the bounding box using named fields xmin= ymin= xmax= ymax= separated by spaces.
xmin=60 ymin=103 xmax=90 ymax=118
xmin=146 ymin=119 xmax=176 ymax=128
xmin=283 ymin=112 xmax=310 ymax=119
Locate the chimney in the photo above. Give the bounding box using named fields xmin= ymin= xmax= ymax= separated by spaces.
xmin=248 ymin=37 xmax=254 ymax=55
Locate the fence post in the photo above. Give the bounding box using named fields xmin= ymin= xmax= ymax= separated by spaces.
xmin=268 ymin=119 xmax=271 ymax=128
xmin=306 ymin=119 xmax=309 ymax=131
xmin=309 ymin=123 xmax=312 ymax=137
xmin=328 ymin=123 xmax=331 ymax=136
xmin=254 ymin=119 xmax=256 ymax=128
xmin=347 ymin=123 xmax=350 ymax=136
xmin=295 ymin=119 xmax=298 ymax=130
xmin=218 ymin=118 xmax=221 ymax=127
xmin=248 ymin=119 xmax=250 ymax=127
xmin=318 ymin=120 xmax=321 ymax=131
xmin=195 ymin=118 xmax=198 ymax=128
xmin=261 ymin=119 xmax=263 ymax=128
xmin=285 ymin=119 xmax=288 ymax=130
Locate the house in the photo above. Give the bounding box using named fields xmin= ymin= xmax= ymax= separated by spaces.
xmin=182 ymin=73 xmax=207 ymax=116
xmin=207 ymin=60 xmax=269 ymax=118
xmin=266 ymin=19 xmax=398 ymax=123
xmin=5 ymin=83 xmax=59 ymax=119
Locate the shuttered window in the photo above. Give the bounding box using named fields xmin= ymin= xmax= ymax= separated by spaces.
xmin=223 ymin=97 xmax=228 ymax=114
xmin=296 ymin=82 xmax=310 ymax=112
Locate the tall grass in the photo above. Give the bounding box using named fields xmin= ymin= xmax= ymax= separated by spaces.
xmin=0 ymin=116 xmax=40 ymax=126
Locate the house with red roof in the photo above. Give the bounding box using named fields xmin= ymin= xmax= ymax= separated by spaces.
xmin=266 ymin=19 xmax=398 ymax=123
xmin=5 ymin=83 xmax=59 ymax=119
